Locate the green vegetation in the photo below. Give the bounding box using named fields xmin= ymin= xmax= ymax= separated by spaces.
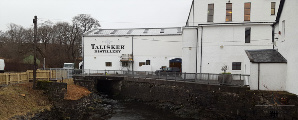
xmin=23 ymin=55 xmax=40 ymax=65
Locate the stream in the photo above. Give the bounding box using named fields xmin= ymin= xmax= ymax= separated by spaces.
xmin=109 ymin=100 xmax=195 ymax=120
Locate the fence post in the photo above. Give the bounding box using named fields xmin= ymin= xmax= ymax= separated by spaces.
xmin=159 ymin=71 xmax=160 ymax=79
xmin=17 ymin=73 xmax=20 ymax=83
xmin=166 ymin=72 xmax=168 ymax=81
xmin=6 ymin=73 xmax=9 ymax=85
xmin=50 ymin=69 xmax=53 ymax=79
xmin=55 ymin=68 xmax=58 ymax=80
xmin=151 ymin=71 xmax=153 ymax=79
xmin=48 ymin=71 xmax=51 ymax=81
xmin=195 ymin=73 xmax=197 ymax=82
xmin=175 ymin=72 xmax=176 ymax=81
xmin=184 ymin=72 xmax=186 ymax=81
xmin=27 ymin=71 xmax=30 ymax=82
xmin=208 ymin=73 xmax=209 ymax=81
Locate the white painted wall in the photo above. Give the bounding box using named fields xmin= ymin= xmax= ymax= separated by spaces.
xmin=198 ymin=25 xmax=272 ymax=74
xmin=249 ymin=63 xmax=258 ymax=89
xmin=187 ymin=0 xmax=279 ymax=25
xmin=275 ymin=1 xmax=298 ymax=94
xmin=250 ymin=63 xmax=287 ymax=91
xmin=84 ymin=36 xmax=132 ymax=71
xmin=182 ymin=27 xmax=197 ymax=73
xmin=184 ymin=0 xmax=279 ymax=74
xmin=83 ymin=35 xmax=182 ymax=72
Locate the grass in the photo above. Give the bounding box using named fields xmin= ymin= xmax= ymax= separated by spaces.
xmin=0 ymin=83 xmax=51 ymax=119
xmin=64 ymin=84 xmax=91 ymax=100
xmin=0 ymin=79 xmax=92 ymax=119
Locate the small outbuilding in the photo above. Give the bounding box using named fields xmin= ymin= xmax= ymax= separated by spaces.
xmin=246 ymin=49 xmax=287 ymax=91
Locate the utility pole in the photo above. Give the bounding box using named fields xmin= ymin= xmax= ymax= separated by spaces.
xmin=131 ymin=36 xmax=134 ymax=76
xmin=33 ymin=16 xmax=37 ymax=89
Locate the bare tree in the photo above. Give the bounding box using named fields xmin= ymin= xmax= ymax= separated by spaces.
xmin=37 ymin=21 xmax=54 ymax=63
xmin=0 ymin=15 xmax=101 ymax=70
xmin=71 ymin=14 xmax=100 ymax=68
xmin=72 ymin=14 xmax=100 ymax=33
xmin=3 ymin=24 xmax=31 ymax=61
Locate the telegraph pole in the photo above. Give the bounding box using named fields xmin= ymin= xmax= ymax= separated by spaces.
xmin=33 ymin=16 xmax=37 ymax=89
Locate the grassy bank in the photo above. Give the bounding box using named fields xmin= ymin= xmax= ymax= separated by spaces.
xmin=0 ymin=83 xmax=51 ymax=119
xmin=0 ymin=82 xmax=92 ymax=119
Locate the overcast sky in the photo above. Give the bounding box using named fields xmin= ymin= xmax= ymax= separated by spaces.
xmin=0 ymin=0 xmax=192 ymax=31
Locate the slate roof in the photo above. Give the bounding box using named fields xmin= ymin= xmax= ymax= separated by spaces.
xmin=84 ymin=27 xmax=182 ymax=36
xmin=245 ymin=49 xmax=287 ymax=63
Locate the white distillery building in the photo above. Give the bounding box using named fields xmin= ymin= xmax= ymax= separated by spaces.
xmin=273 ymin=0 xmax=298 ymax=94
xmin=183 ymin=0 xmax=280 ymax=75
xmin=83 ymin=27 xmax=183 ymax=72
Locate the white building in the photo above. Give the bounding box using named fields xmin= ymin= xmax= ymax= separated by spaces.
xmin=245 ymin=49 xmax=287 ymax=91
xmin=273 ymin=0 xmax=298 ymax=94
xmin=82 ymin=0 xmax=298 ymax=94
xmin=183 ymin=0 xmax=280 ymax=74
xmin=83 ymin=28 xmax=183 ymax=72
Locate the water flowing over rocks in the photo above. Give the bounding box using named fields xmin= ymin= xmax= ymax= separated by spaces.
xmin=11 ymin=93 xmax=117 ymax=120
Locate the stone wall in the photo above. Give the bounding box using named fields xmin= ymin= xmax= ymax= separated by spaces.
xmin=74 ymin=80 xmax=95 ymax=92
xmin=36 ymin=81 xmax=67 ymax=101
xmin=119 ymin=78 xmax=298 ymax=119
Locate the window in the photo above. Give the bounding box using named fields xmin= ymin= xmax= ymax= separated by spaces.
xmin=226 ymin=3 xmax=232 ymax=21
xmin=139 ymin=62 xmax=145 ymax=67
xmin=232 ymin=62 xmax=241 ymax=70
xmin=245 ymin=27 xmax=251 ymax=43
xmin=146 ymin=60 xmax=150 ymax=65
xmin=244 ymin=2 xmax=251 ymax=21
xmin=207 ymin=4 xmax=214 ymax=22
xmin=122 ymin=61 xmax=128 ymax=67
xmin=271 ymin=2 xmax=276 ymax=15
xmin=105 ymin=62 xmax=112 ymax=67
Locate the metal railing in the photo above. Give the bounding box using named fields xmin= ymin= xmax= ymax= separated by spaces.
xmin=44 ymin=68 xmax=73 ymax=79
xmin=73 ymin=69 xmax=250 ymax=86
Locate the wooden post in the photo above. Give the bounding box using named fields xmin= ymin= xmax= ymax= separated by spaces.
xmin=17 ymin=73 xmax=20 ymax=83
xmin=6 ymin=74 xmax=9 ymax=85
xmin=27 ymin=70 xmax=30 ymax=82
xmin=50 ymin=70 xmax=53 ymax=79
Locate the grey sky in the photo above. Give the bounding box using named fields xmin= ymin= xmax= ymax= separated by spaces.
xmin=0 ymin=0 xmax=192 ymax=31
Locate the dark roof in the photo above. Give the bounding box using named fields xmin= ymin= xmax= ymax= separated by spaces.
xmin=245 ymin=49 xmax=287 ymax=63
xmin=272 ymin=0 xmax=285 ymax=26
